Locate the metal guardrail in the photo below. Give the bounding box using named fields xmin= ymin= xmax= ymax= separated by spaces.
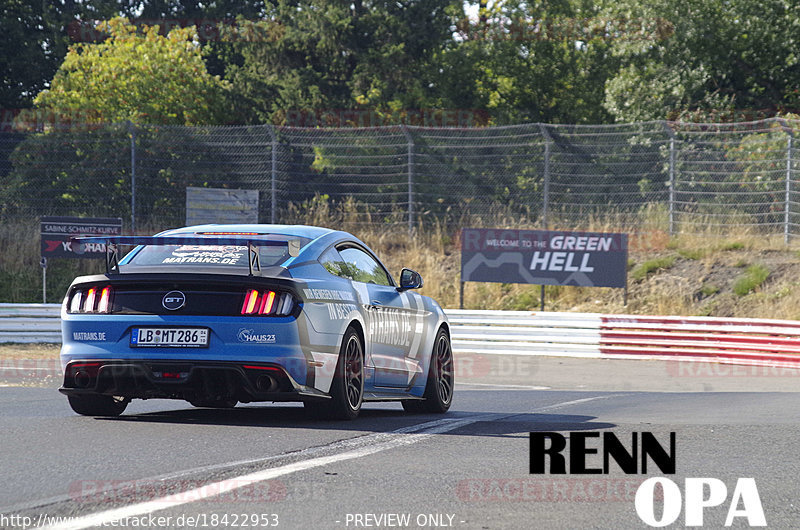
xmin=448 ymin=310 xmax=800 ymax=368
xmin=598 ymin=314 xmax=800 ymax=367
xmin=0 ymin=303 xmax=61 ymax=343
xmin=3 ymin=305 xmax=800 ymax=368
xmin=448 ymin=310 xmax=603 ymax=357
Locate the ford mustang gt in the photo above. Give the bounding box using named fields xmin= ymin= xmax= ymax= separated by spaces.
xmin=59 ymin=224 xmax=453 ymax=420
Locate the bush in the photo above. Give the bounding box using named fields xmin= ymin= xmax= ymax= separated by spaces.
xmin=732 ymin=264 xmax=770 ymax=296
xmin=631 ymin=256 xmax=677 ymax=280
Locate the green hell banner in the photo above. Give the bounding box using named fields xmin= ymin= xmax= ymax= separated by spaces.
xmin=460 ymin=228 xmax=628 ymax=288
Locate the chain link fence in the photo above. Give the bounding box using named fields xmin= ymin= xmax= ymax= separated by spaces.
xmin=1 ymin=118 xmax=797 ymax=239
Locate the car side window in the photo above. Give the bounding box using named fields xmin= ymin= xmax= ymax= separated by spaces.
xmin=336 ymin=247 xmax=392 ymax=286
xmin=319 ymin=247 xmax=357 ymax=279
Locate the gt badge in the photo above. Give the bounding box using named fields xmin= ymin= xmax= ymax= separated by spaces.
xmin=162 ymin=291 xmax=186 ymax=311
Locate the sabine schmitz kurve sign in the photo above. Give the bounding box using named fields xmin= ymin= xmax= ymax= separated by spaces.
xmin=460 ymin=228 xmax=628 ymax=288
xmin=40 ymin=216 xmax=123 ymax=259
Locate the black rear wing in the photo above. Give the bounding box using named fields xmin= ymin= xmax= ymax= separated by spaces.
xmin=71 ymin=236 xmax=302 ymax=276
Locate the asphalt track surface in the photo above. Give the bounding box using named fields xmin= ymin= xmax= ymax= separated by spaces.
xmin=2 ymin=355 xmax=800 ymax=529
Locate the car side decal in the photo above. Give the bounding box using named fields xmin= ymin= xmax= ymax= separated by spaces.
xmin=406 ymin=293 xmax=424 ymax=360
xmin=293 ymin=296 xmax=316 ymax=389
xmin=309 ymin=350 xmax=338 ymax=393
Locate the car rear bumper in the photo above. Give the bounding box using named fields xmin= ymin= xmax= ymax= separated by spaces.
xmin=59 ymin=360 xmax=330 ymax=403
xmin=59 ymin=312 xmax=331 ymax=388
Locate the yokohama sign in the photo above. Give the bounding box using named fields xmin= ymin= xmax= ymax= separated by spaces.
xmin=40 ymin=216 xmax=123 ymax=259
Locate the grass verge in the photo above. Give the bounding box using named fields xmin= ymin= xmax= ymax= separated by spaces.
xmin=631 ymin=256 xmax=677 ymax=281
xmin=3 ymin=200 xmax=800 ymax=318
xmin=732 ymin=264 xmax=770 ymax=296
xmin=0 ymin=343 xmax=60 ymax=359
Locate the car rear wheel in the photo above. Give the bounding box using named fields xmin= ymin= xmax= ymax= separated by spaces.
xmin=305 ymin=326 xmax=364 ymax=420
xmin=67 ymin=394 xmax=129 ymax=417
xmin=402 ymin=329 xmax=453 ymax=414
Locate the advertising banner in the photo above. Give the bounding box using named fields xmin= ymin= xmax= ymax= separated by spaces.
xmin=185 ymin=187 xmax=259 ymax=226
xmin=461 ymin=228 xmax=628 ymax=288
xmin=40 ymin=217 xmax=123 ymax=259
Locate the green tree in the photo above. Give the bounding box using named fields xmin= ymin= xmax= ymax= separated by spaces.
xmin=32 ymin=17 xmax=231 ymax=125
xmin=125 ymin=0 xmax=267 ymax=79
xmin=603 ymin=0 xmax=800 ymax=122
xmin=437 ymin=0 xmax=622 ymax=125
xmin=219 ymin=1 xmax=463 ymax=125
xmin=0 ymin=0 xmax=121 ymax=110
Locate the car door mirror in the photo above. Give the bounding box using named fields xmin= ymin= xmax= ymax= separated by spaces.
xmin=399 ymin=268 xmax=423 ymax=290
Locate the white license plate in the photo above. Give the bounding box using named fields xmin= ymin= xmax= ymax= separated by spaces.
xmin=130 ymin=327 xmax=209 ymax=348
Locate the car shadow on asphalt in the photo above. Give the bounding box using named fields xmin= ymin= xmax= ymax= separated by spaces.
xmin=95 ymin=406 xmax=616 ymax=438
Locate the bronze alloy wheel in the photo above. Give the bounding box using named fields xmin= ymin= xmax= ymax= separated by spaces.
xmin=434 ymin=332 xmax=454 ymax=406
xmin=343 ymin=333 xmax=364 ymax=411
xmin=402 ymin=328 xmax=453 ymax=414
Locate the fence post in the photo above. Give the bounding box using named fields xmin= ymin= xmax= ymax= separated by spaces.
xmin=538 ymin=124 xmax=551 ymax=229
xmin=663 ymin=121 xmax=676 ymax=237
xmin=778 ymin=118 xmax=794 ymax=244
xmin=401 ymin=125 xmax=415 ymax=234
xmin=669 ymin=137 xmax=675 ymax=237
xmin=267 ymin=125 xmax=278 ymax=224
xmin=537 ymin=124 xmax=553 ymax=311
xmin=128 ymin=121 xmax=136 ymax=233
xmin=786 ymin=133 xmax=793 ymax=245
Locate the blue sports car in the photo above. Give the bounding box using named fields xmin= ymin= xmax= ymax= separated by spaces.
xmin=59 ymin=224 xmax=453 ymax=420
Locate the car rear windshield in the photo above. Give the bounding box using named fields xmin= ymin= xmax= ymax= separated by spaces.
xmin=126 ymin=235 xmax=310 ymax=269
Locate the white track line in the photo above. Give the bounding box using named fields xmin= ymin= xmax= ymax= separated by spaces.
xmin=40 ymin=396 xmax=615 ymax=530
xmin=455 ymin=382 xmax=551 ymax=390
xmin=532 ymin=394 xmax=629 ymax=413
xmin=39 ymin=417 xmax=486 ymax=530
xmin=0 ymin=418 xmax=461 ymax=515
xmin=0 ymin=417 xmax=457 ymax=515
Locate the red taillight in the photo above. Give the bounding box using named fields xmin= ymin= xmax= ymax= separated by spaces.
xmin=240 ymin=290 xmax=293 ymax=316
xmin=241 ymin=289 xmax=259 ymax=315
xmin=259 ymin=291 xmax=276 ymax=315
xmin=70 ymin=285 xmax=113 ymax=314
xmin=71 ymin=362 xmax=101 ymax=369
xmin=83 ymin=288 xmax=96 ymax=312
xmin=97 ymin=286 xmax=112 ymax=313
xmin=67 ymin=362 xmax=102 ymax=377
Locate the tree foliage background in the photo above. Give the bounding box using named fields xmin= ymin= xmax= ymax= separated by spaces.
xmin=5 ymin=0 xmax=800 ymax=125
xmin=33 ymin=17 xmax=231 ymax=125
xmin=3 ymin=1 xmax=800 ymax=304
xmin=602 ymin=0 xmax=800 ymax=122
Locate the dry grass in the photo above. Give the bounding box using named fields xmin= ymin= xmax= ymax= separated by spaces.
xmin=4 ymin=199 xmax=800 ymax=319
xmin=0 ymin=220 xmax=105 ymax=302
xmin=0 ymin=343 xmax=60 ymax=359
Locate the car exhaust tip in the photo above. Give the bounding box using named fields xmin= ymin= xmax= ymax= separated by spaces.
xmin=255 ymin=375 xmax=278 ymax=392
xmin=73 ymin=370 xmax=92 ymax=388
